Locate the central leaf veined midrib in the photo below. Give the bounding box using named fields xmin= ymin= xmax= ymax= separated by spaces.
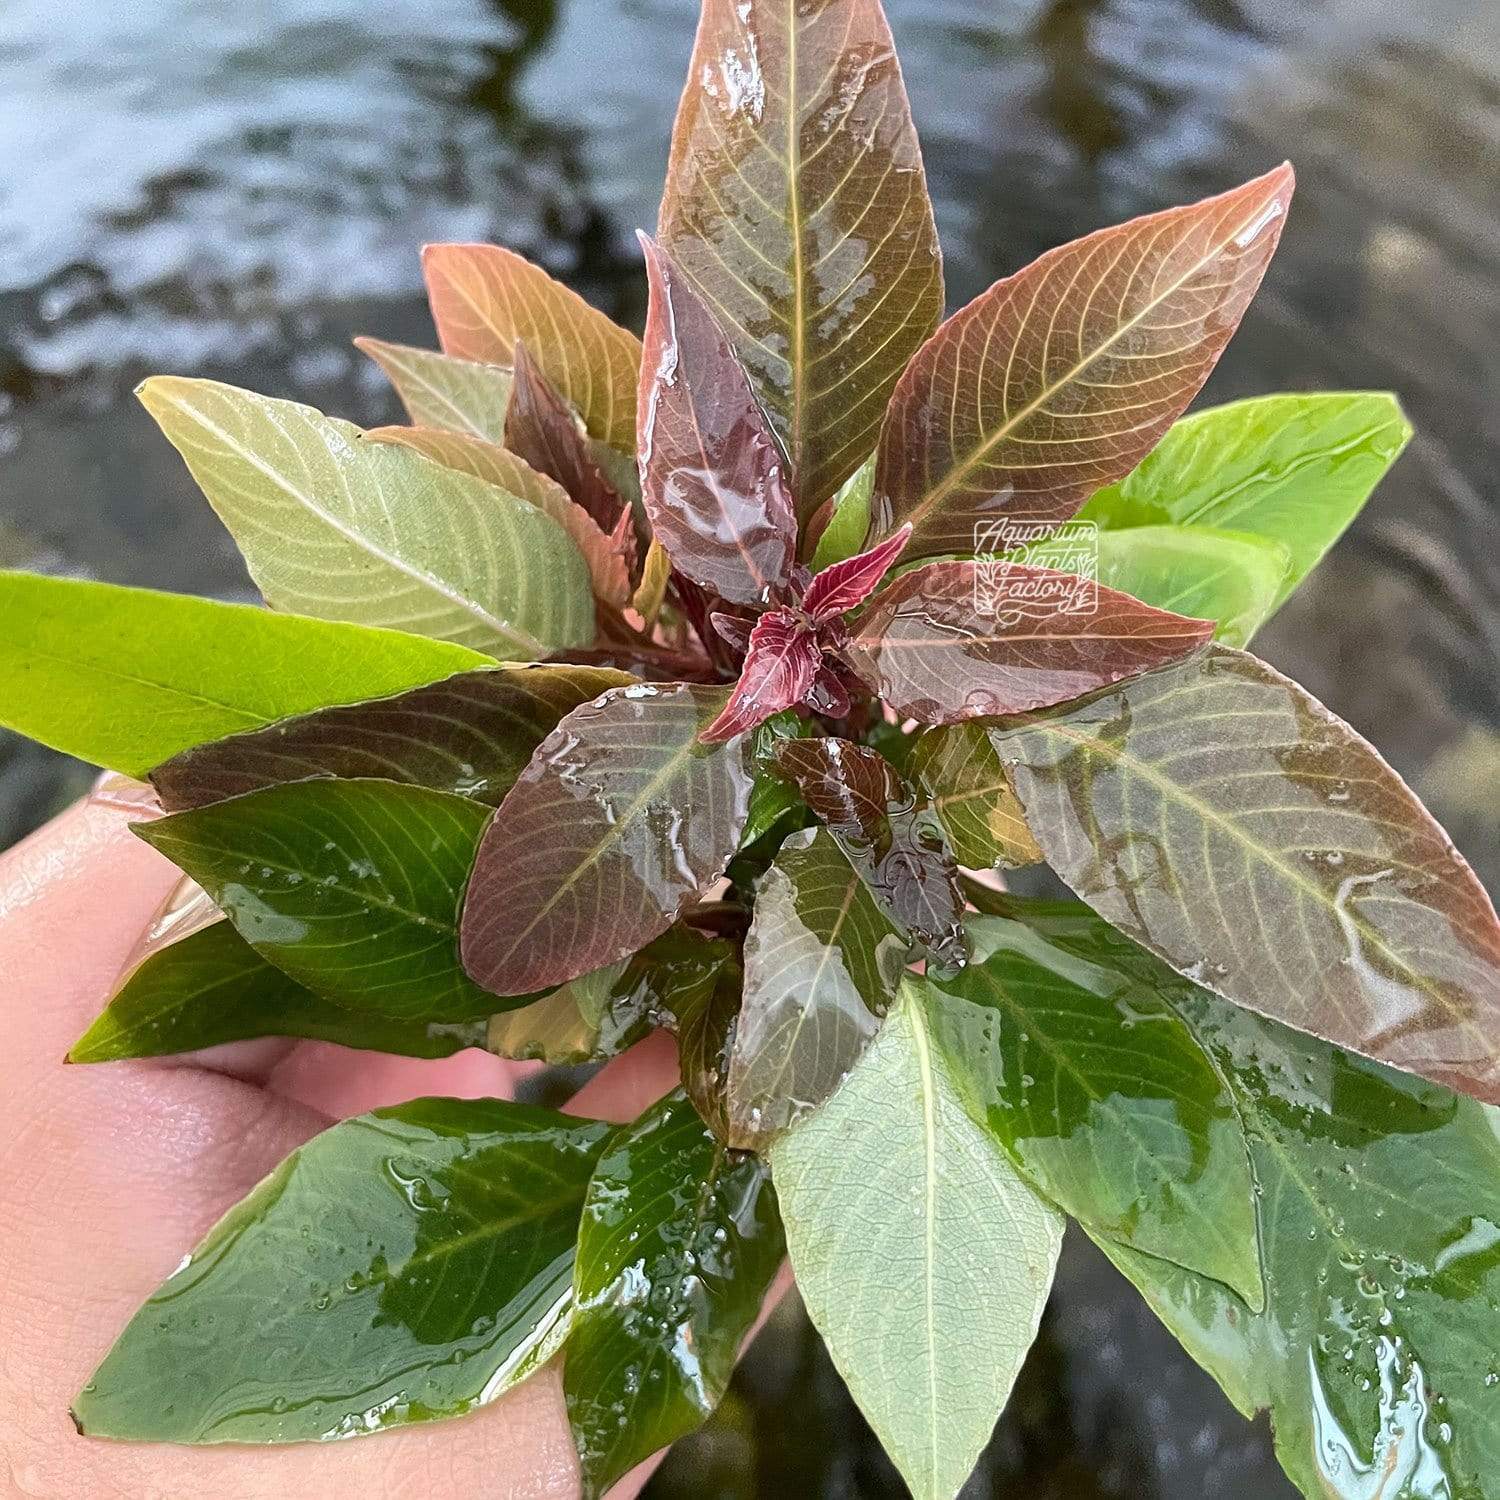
xmin=966 ymin=967 xmax=1253 ymax=1284
xmin=754 ymin=861 xmax=864 ymax=1105
xmin=503 ymin=709 xmax=719 ymax=948
xmin=165 ymin=392 xmax=544 ymax=655
xmin=906 ymin=193 xmax=1277 ymax=531
xmin=389 ymin=358 xmax=492 ymax=439
xmin=1031 ymin=717 xmax=1475 ymax=1033
xmin=907 ymin=1002 xmax=943 ymax=1490
xmin=784 ymin=0 xmax=807 ymax=480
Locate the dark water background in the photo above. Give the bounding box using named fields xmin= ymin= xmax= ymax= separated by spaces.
xmin=1 ymin=0 xmax=1497 ymax=1493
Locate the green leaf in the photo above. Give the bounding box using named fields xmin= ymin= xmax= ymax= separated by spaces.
xmin=738 ymin=712 xmax=815 ymax=853
xmin=905 ymin=721 xmax=1042 ymax=869
xmin=564 ymin=1090 xmax=784 ymax=1498
xmin=925 ymin=912 xmax=1263 ymax=1305
xmin=1078 ymin=391 xmax=1413 ymax=608
xmin=727 ymin=826 xmax=907 ymax=1150
xmin=1059 ymin=925 xmax=1500 ymax=1500
xmin=0 ymin=571 xmax=487 ymax=778
xmin=151 ymin=664 xmax=632 ymax=812
xmin=368 ymin=425 xmax=633 ymax=609
xmin=138 ymin=779 xmax=513 ymax=1021
xmin=1094 ymin=524 xmax=1290 ymax=648
xmin=74 ymin=1098 xmax=611 ymax=1443
xmin=353 ymin=336 xmax=513 ymax=439
xmin=644 ymin=933 xmax=741 ymax=1141
xmin=809 ymin=456 xmax=876 ymax=571
xmin=485 ymin=927 xmax=733 ymax=1070
xmin=138 ymin=376 xmax=593 ymax=658
xmin=69 ymin=923 xmax=488 ymax=1062
xmin=990 ymin=644 xmax=1500 ymax=1103
xmin=770 ymin=984 xmax=1064 ymax=1500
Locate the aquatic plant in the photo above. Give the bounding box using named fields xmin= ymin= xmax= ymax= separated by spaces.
xmin=2 ymin=1 xmax=1496 ymax=1495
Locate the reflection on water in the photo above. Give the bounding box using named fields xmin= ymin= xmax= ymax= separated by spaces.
xmin=1 ymin=0 xmax=1496 ymax=1491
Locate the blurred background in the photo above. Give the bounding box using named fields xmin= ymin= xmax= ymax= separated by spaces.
xmin=1 ymin=0 xmax=1496 ymax=1493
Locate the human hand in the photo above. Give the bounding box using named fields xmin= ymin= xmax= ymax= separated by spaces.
xmin=0 ymin=796 xmax=680 ymax=1500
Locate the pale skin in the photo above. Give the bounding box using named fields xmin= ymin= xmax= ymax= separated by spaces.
xmin=0 ymin=797 xmax=683 ymax=1500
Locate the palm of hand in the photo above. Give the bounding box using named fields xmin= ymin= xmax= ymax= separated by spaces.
xmin=0 ymin=799 xmax=671 ymax=1500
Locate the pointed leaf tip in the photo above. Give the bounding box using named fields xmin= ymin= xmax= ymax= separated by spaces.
xmin=659 ymin=0 xmax=943 ymax=514
xmin=638 ymin=235 xmax=798 ymax=608
xmin=422 ymin=241 xmax=641 ymax=450
xmin=872 ymin=164 xmax=1295 ymax=558
xmin=802 ymin=523 xmax=913 ymax=622
xmin=700 ymin=611 xmax=820 ymax=743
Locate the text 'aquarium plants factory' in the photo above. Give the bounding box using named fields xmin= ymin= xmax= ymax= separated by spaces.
xmin=2 ymin=0 xmax=1497 ymax=1496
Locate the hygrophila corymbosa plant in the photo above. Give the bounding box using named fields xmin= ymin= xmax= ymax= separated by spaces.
xmin=3 ymin=1 xmax=1496 ymax=1495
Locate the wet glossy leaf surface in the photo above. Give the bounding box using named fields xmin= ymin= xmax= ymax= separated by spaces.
xmin=140 ymin=779 xmax=511 ymax=1021
xmin=367 ymin=424 xmax=632 ymax=608
xmin=564 ymin=1090 xmax=783 ymax=1498
xmin=871 ymin=167 xmax=1293 ymax=559
xmin=906 ymin=722 xmax=1041 ymax=869
xmin=662 ymin=949 xmax=742 ymax=1142
xmin=69 ymin=922 xmax=487 ymax=1063
xmin=485 ymin=919 xmax=723 ymax=1067
xmin=151 ymin=665 xmax=632 ymax=812
xmin=924 ymin=912 xmax=1262 ymax=1304
xmin=485 ymin=961 xmax=635 ymax=1065
xmin=809 ymin=455 xmax=876 ymax=571
xmin=0 ymin=571 xmax=486 ymax=778
xmin=701 ymin=611 xmax=820 ymax=742
xmin=800 ymin=523 xmax=911 ymax=622
xmin=658 ymin=0 xmax=942 ymax=516
xmin=991 ymin=645 xmax=1500 ymax=1103
xmin=1078 ymin=391 xmax=1412 ymax=609
xmin=843 ymin=559 xmax=1214 ymax=723
xmin=461 ymin=684 xmax=756 ymax=995
xmin=772 ymin=736 xmax=967 ymax=970
xmin=505 ymin=340 xmax=630 ymax=535
xmin=770 ymin=984 xmax=1064 ymax=1500
xmin=422 ymin=242 xmax=640 ymax=451
xmin=73 ymin=1099 xmax=610 ymax=1443
xmin=1040 ymin=909 xmax=1500 ymax=1500
xmin=728 ymin=826 xmax=906 ymax=1150
xmin=138 ymin=377 xmax=593 ymax=657
xmin=1095 ymin=524 xmax=1290 ymax=648
xmin=637 ymin=237 xmax=798 ymax=607
xmin=738 ymin=711 xmax=815 ymax=853
xmin=353 ymin=337 xmax=513 ymax=440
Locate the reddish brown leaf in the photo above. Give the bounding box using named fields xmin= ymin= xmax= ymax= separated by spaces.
xmin=701 ymin=611 xmax=821 ymax=743
xmin=659 ymin=0 xmax=943 ymax=516
xmin=505 ymin=341 xmax=628 ymax=533
xmin=801 ymin=524 xmax=912 ymax=623
xmin=842 ymin=560 xmax=1214 ymax=722
xmin=991 ymin=645 xmax=1500 ymax=1103
xmin=422 ymin=242 xmax=640 ymax=450
xmin=773 ymin=737 xmax=967 ymax=970
xmin=368 ymin=426 xmax=632 ymax=607
xmin=638 ymin=235 xmax=798 ymax=607
xmin=871 ymin=166 xmax=1295 ymax=558
xmin=151 ymin=665 xmax=632 ymax=812
xmin=460 ymin=683 xmax=756 ymax=995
